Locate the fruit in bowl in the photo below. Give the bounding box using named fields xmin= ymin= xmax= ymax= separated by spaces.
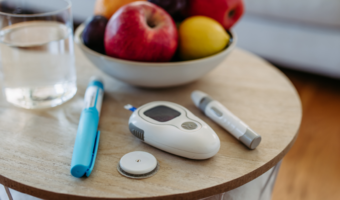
xmin=179 ymin=16 xmax=230 ymax=60
xmin=77 ymin=0 xmax=242 ymax=87
xmin=186 ymin=0 xmax=244 ymax=29
xmin=82 ymin=15 xmax=108 ymax=54
xmin=75 ymin=24 xmax=235 ymax=88
xmin=105 ymin=2 xmax=178 ymax=62
xmin=85 ymin=0 xmax=244 ymax=62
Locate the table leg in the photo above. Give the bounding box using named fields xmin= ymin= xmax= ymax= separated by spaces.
xmin=200 ymin=161 xmax=282 ymax=200
xmin=259 ymin=160 xmax=282 ymax=199
xmin=4 ymin=186 xmax=13 ymax=200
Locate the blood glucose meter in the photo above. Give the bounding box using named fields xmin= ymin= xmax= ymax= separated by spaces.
xmin=128 ymin=101 xmax=220 ymax=159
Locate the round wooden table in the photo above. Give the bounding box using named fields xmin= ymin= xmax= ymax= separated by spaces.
xmin=0 ymin=47 xmax=302 ymax=200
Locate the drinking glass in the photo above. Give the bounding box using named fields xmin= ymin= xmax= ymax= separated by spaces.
xmin=0 ymin=0 xmax=77 ymax=109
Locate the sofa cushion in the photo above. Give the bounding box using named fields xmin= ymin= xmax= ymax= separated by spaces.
xmin=233 ymin=14 xmax=340 ymax=78
xmin=244 ymin=0 xmax=340 ymax=28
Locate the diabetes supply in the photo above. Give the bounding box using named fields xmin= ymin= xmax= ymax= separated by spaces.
xmin=117 ymin=151 xmax=159 ymax=179
xmin=191 ymin=90 xmax=261 ymax=149
xmin=126 ymin=101 xmax=220 ymax=159
xmin=70 ymin=77 xmax=104 ymax=178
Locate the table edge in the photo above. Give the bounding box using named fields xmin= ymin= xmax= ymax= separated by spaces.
xmin=0 ymin=126 xmax=301 ymax=200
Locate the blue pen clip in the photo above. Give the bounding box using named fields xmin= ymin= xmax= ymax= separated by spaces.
xmin=86 ymin=130 xmax=100 ymax=177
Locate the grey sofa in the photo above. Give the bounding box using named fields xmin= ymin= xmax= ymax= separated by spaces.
xmin=233 ymin=0 xmax=340 ymax=78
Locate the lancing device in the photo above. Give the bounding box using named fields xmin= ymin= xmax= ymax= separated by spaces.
xmin=70 ymin=77 xmax=104 ymax=178
xmin=191 ymin=90 xmax=261 ymax=149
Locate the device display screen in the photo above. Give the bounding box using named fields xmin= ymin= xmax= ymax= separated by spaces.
xmin=144 ymin=105 xmax=181 ymax=122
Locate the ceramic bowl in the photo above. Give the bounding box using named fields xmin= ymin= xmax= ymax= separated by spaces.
xmin=75 ymin=23 xmax=236 ymax=88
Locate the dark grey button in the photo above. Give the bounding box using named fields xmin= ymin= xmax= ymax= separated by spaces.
xmin=211 ymin=107 xmax=223 ymax=117
xmin=181 ymin=122 xmax=197 ymax=130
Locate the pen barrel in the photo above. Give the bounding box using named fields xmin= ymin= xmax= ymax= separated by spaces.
xmin=71 ymin=108 xmax=99 ymax=177
xmin=204 ymin=100 xmax=261 ymax=149
xmin=70 ymin=79 xmax=104 ymax=178
xmin=205 ymin=101 xmax=247 ymax=139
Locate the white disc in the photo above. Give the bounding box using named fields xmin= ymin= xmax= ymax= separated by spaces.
xmin=119 ymin=151 xmax=157 ymax=175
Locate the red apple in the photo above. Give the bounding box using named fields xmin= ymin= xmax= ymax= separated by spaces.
xmin=104 ymin=1 xmax=178 ymax=62
xmin=186 ymin=0 xmax=244 ymax=30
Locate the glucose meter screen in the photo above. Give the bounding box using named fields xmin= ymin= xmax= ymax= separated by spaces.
xmin=144 ymin=106 xmax=181 ymax=122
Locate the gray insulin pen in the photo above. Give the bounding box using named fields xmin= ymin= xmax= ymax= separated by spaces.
xmin=191 ymin=90 xmax=261 ymax=149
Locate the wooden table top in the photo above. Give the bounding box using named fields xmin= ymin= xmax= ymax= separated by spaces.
xmin=0 ymin=47 xmax=302 ymax=200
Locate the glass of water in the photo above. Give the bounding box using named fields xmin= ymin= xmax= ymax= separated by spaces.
xmin=0 ymin=0 xmax=76 ymax=109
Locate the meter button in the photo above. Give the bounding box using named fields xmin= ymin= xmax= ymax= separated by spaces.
xmin=181 ymin=122 xmax=197 ymax=130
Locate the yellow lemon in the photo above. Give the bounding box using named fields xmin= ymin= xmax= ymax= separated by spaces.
xmin=179 ymin=16 xmax=230 ymax=60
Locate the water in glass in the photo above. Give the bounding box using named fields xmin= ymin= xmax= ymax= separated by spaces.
xmin=0 ymin=21 xmax=77 ymax=109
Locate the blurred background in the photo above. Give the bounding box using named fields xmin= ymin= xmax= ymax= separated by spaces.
xmin=1 ymin=0 xmax=340 ymax=199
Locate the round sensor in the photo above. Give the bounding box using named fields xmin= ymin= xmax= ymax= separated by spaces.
xmin=118 ymin=151 xmax=159 ymax=179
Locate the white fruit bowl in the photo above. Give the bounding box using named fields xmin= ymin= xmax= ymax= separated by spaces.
xmin=75 ymin=23 xmax=236 ymax=88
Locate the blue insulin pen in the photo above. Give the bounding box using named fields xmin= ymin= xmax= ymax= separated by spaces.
xmin=70 ymin=77 xmax=104 ymax=178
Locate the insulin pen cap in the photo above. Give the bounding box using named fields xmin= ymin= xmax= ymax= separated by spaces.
xmin=239 ymin=129 xmax=261 ymax=150
xmin=88 ymin=76 xmax=104 ymax=89
xmin=191 ymin=90 xmax=212 ymax=112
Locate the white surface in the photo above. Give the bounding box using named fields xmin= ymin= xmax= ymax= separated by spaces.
xmin=129 ymin=101 xmax=220 ymax=159
xmin=243 ymin=0 xmax=340 ymax=27
xmin=119 ymin=151 xmax=157 ymax=175
xmin=75 ymin=24 xmax=236 ymax=88
xmin=233 ymin=14 xmax=340 ymax=78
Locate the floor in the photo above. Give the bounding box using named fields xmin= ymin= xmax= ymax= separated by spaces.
xmin=272 ymin=68 xmax=340 ymax=200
